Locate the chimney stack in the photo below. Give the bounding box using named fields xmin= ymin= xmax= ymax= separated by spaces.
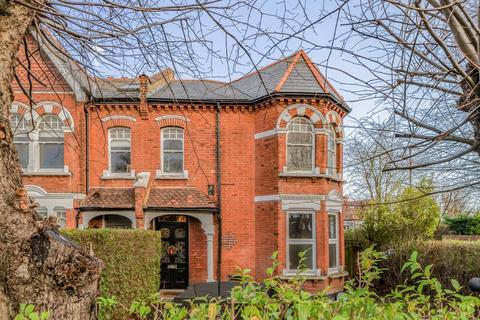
xmin=139 ymin=74 xmax=149 ymax=119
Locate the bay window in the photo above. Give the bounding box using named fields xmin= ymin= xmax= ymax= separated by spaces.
xmin=328 ymin=212 xmax=340 ymax=272
xmin=327 ymin=126 xmax=336 ymax=175
xmin=287 ymin=212 xmax=315 ymax=271
xmin=286 ymin=117 xmax=314 ymax=172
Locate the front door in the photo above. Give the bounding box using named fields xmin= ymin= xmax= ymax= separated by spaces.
xmin=156 ymin=216 xmax=189 ymax=289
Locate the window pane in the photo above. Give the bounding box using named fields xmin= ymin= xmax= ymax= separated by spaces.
xmin=164 ymin=139 xmax=183 ymax=151
xmin=40 ymin=143 xmax=64 ymax=169
xmin=111 ymin=151 xmax=131 ymax=173
xmin=288 ymin=132 xmax=312 ymax=144
xmin=287 ymin=145 xmax=312 ymax=171
xmin=111 ymin=139 xmax=131 ymax=149
xmin=289 ymin=244 xmax=313 ymax=270
xmin=39 ymin=114 xmax=64 ymax=130
xmin=163 ymin=152 xmax=183 ymax=173
xmin=289 ymin=213 xmax=312 ymax=239
xmin=329 ymin=215 xmax=337 ymax=239
xmin=14 ymin=143 xmax=29 ymax=168
xmin=329 ymin=243 xmax=338 ymax=269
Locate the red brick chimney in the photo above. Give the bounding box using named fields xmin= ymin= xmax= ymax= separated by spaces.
xmin=133 ymin=172 xmax=151 ymax=228
xmin=139 ymin=74 xmax=149 ymax=119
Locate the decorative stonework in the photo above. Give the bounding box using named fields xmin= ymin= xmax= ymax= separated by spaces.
xmin=276 ymin=104 xmax=326 ymax=129
xmin=155 ymin=115 xmax=189 ymax=128
xmin=101 ymin=115 xmax=136 ymax=128
xmin=11 ymin=101 xmax=75 ymax=132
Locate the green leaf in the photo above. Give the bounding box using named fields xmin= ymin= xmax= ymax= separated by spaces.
xmin=451 ymin=279 xmax=461 ymax=291
xmin=25 ymin=305 xmax=35 ymax=315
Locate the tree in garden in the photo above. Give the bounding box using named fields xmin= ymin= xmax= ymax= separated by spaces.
xmin=345 ymin=118 xmax=407 ymax=203
xmin=0 ymin=0 xmax=348 ymax=318
xmin=339 ymin=0 xmax=480 ymax=194
xmin=361 ymin=178 xmax=440 ymax=244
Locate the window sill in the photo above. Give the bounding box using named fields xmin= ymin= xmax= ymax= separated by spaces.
xmin=101 ymin=170 xmax=136 ymax=180
xmin=155 ymin=170 xmax=188 ymax=180
xmin=279 ymin=172 xmax=343 ymax=182
xmin=22 ymin=171 xmax=71 ymax=177
xmin=281 ymin=269 xmax=326 ymax=280
xmin=328 ymin=271 xmax=348 ymax=279
xmin=280 ymin=274 xmax=327 ymax=280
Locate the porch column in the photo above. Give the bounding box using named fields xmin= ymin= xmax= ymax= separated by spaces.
xmin=206 ymin=231 xmax=214 ymax=282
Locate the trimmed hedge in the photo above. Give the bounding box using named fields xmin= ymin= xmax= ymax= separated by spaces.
xmin=62 ymin=229 xmax=161 ymax=317
xmin=378 ymin=240 xmax=480 ymax=294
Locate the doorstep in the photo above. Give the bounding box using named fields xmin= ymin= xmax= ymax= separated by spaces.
xmin=159 ymin=289 xmax=185 ymax=300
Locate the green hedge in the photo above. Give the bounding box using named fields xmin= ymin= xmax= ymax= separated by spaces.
xmin=62 ymin=229 xmax=161 ymax=317
xmin=378 ymin=240 xmax=480 ymax=294
xmin=445 ymin=214 xmax=480 ymax=235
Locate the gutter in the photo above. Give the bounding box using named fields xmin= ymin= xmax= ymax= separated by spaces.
xmin=76 ymin=102 xmax=90 ymax=228
xmin=92 ymin=92 xmax=350 ymax=113
xmin=216 ymin=101 xmax=223 ymax=295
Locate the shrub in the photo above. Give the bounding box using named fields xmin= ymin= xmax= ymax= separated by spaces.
xmin=19 ymin=247 xmax=480 ymax=319
xmin=62 ymin=229 xmax=161 ymax=318
xmin=379 ymin=240 xmax=480 ymax=295
xmin=445 ymin=214 xmax=480 ymax=235
xmin=97 ymin=248 xmax=480 ymax=319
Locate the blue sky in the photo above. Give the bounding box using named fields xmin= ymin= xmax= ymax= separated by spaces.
xmin=79 ymin=0 xmax=382 ymax=136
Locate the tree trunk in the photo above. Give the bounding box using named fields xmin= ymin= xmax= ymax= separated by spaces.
xmin=0 ymin=2 xmax=101 ymax=319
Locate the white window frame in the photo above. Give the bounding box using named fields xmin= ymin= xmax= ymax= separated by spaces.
xmin=327 ymin=126 xmax=336 ymax=176
xmin=286 ymin=211 xmax=316 ymax=274
xmin=106 ymin=127 xmax=133 ymax=178
xmin=54 ymin=206 xmax=67 ymax=228
xmin=159 ymin=127 xmax=185 ymax=177
xmin=328 ymin=211 xmax=340 ymax=273
xmin=9 ymin=113 xmax=69 ymax=174
xmin=36 ymin=207 xmax=48 ymax=219
xmin=10 ymin=114 xmax=30 ymax=169
xmin=286 ymin=117 xmax=315 ymax=173
xmin=38 ymin=114 xmax=65 ymax=171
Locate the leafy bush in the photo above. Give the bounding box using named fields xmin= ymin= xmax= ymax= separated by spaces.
xmin=445 ymin=214 xmax=480 ymax=235
xmin=99 ymin=248 xmax=480 ymax=319
xmin=360 ymin=179 xmax=440 ymax=245
xmin=19 ymin=247 xmax=480 ymax=319
xmin=62 ymin=229 xmax=161 ymax=319
xmin=379 ymin=240 xmax=480 ymax=295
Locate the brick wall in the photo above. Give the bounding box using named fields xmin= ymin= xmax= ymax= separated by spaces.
xmin=13 ymin=36 xmax=347 ymax=291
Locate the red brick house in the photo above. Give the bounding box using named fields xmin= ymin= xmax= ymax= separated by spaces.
xmin=11 ymin=35 xmax=349 ymax=294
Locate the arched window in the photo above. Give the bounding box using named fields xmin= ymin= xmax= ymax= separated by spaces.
xmin=109 ymin=127 xmax=131 ymax=174
xmin=286 ymin=117 xmax=314 ymax=172
xmin=162 ymin=127 xmax=184 ymax=174
xmin=9 ymin=114 xmax=31 ymax=168
xmin=327 ymin=126 xmax=336 ymax=175
xmin=38 ymin=114 xmax=64 ymax=169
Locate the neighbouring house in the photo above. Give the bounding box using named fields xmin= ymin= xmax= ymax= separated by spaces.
xmin=10 ymin=33 xmax=350 ymax=294
xmin=343 ymin=198 xmax=365 ymax=230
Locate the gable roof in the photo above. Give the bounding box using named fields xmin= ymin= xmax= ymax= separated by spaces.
xmin=145 ymin=50 xmax=346 ymax=109
xmin=30 ymin=32 xmax=348 ymax=111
